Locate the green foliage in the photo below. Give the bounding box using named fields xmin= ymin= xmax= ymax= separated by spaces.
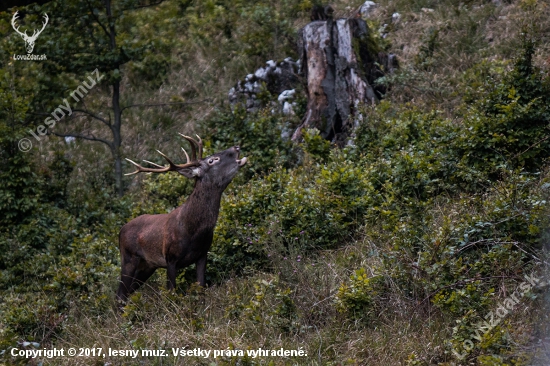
xmin=354 ymin=101 xmax=459 ymax=204
xmin=302 ymin=128 xmax=331 ymax=163
xmin=203 ymin=106 xmax=296 ymax=181
xmin=356 ymin=37 xmax=550 ymax=197
xmin=0 ymin=71 xmax=39 ymax=227
xmin=41 ymin=0 xmax=150 ymax=74
xmin=335 ymin=268 xmax=382 ymax=318
xmin=133 ymin=171 xmax=194 ymax=215
xmin=0 ymin=178 xmax=127 ymax=345
xmin=456 ymin=38 xmax=550 ymax=180
xmin=40 ymin=151 xmax=74 ymax=208
xmin=210 ymin=152 xmax=377 ymax=278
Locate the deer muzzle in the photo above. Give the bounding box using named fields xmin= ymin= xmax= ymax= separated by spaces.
xmin=237 ymin=157 xmax=248 ymax=166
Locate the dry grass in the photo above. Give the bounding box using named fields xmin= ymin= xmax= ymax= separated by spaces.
xmin=44 ymin=235 xmax=455 ymax=366
xmin=42 ymin=224 xmax=547 ymax=365
xmin=354 ymin=0 xmax=550 ymax=111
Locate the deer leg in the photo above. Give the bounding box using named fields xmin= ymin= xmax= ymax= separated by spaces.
xmin=116 ymin=258 xmax=139 ymax=303
xmin=117 ymin=259 xmax=156 ymax=305
xmin=196 ymin=254 xmax=207 ymax=287
xmin=129 ymin=266 xmax=156 ymax=294
xmin=166 ymin=263 xmax=177 ymax=290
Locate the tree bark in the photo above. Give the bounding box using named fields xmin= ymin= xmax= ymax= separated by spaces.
xmin=292 ymin=17 xmax=385 ymax=144
xmin=112 ymin=80 xmax=123 ymax=197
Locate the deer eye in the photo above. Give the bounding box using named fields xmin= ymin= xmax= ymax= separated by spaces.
xmin=208 ymin=157 xmax=219 ymax=165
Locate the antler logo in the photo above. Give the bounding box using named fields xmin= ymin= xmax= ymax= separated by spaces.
xmin=11 ymin=11 xmax=48 ymax=54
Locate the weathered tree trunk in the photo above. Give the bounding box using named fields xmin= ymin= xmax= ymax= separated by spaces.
xmin=292 ymin=17 xmax=389 ymax=144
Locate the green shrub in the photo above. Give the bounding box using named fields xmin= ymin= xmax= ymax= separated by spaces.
xmin=455 ymin=38 xmax=550 ymax=183
xmin=203 ymin=106 xmax=296 ymax=182
xmin=335 ymin=268 xmax=383 ymax=319
xmin=354 ymin=101 xmax=460 ymax=204
xmin=210 ymin=152 xmax=377 ymax=279
xmin=302 ymin=128 xmax=331 ymax=163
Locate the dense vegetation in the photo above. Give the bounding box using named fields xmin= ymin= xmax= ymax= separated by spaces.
xmin=1 ymin=0 xmax=549 ymax=364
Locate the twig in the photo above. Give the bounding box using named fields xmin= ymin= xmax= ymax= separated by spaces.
xmin=514 ymin=135 xmax=550 ymax=159
xmin=120 ymin=99 xmax=212 ymax=113
xmin=41 ymin=314 xmax=67 ymax=344
xmin=50 ymin=130 xmax=113 ymax=148
xmin=72 ymin=108 xmax=111 ymax=127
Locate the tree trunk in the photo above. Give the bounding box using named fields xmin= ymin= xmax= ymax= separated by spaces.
xmin=292 ymin=17 xmax=387 ymax=144
xmin=112 ymin=80 xmax=123 ymax=197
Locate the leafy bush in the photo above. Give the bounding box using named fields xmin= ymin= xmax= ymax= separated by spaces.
xmin=0 ymin=75 xmax=39 ymax=227
xmin=335 ymin=268 xmax=383 ymax=319
xmin=302 ymin=128 xmax=331 ymax=163
xmin=210 ymin=150 xmax=378 ymax=279
xmin=455 ymin=38 xmax=550 ymax=183
xmin=203 ymin=106 xmax=297 ymax=181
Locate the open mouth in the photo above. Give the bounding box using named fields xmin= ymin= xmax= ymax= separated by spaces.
xmin=237 ymin=157 xmax=248 ymax=167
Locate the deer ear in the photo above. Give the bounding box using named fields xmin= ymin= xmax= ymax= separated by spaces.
xmin=177 ymin=166 xmax=203 ymax=178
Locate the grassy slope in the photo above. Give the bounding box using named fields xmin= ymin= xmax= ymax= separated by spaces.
xmin=2 ymin=0 xmax=550 ymax=365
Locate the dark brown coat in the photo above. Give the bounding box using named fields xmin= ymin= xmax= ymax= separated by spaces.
xmin=116 ymin=141 xmax=247 ymax=303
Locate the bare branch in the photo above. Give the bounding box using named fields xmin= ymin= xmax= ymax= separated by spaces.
xmin=72 ymin=108 xmax=111 ymax=127
xmin=50 ymin=130 xmax=113 ymax=148
xmin=121 ymin=0 xmax=165 ymax=12
xmin=120 ymin=99 xmax=212 ymax=113
xmin=84 ymin=0 xmax=112 ymax=40
xmin=31 ymin=108 xmax=112 ymax=132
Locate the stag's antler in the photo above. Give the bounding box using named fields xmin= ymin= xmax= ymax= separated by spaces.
xmin=125 ymin=134 xmax=203 ymax=176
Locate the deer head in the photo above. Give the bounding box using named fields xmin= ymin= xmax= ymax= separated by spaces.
xmin=125 ymin=134 xmax=247 ymax=187
xmin=11 ymin=11 xmax=48 ymax=54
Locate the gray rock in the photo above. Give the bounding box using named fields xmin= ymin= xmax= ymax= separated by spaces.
xmin=278 ymin=89 xmax=296 ymax=103
xmin=360 ymin=1 xmax=378 ymax=18
xmin=228 ymin=58 xmax=300 ymax=112
xmin=282 ymin=101 xmax=294 ymax=115
xmin=392 ymin=12 xmax=401 ymax=23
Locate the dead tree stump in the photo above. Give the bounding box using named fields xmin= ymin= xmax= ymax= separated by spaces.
xmin=292 ymin=17 xmax=395 ymax=144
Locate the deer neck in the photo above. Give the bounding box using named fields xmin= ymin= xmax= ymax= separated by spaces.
xmin=176 ymin=181 xmax=225 ymax=231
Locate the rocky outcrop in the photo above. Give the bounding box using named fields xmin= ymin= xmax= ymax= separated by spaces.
xmin=228 ymin=3 xmax=398 ymax=145
xmin=228 ymin=58 xmax=299 ymax=113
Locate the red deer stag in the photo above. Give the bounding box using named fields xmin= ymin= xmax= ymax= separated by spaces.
xmin=116 ymin=135 xmax=247 ymax=303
